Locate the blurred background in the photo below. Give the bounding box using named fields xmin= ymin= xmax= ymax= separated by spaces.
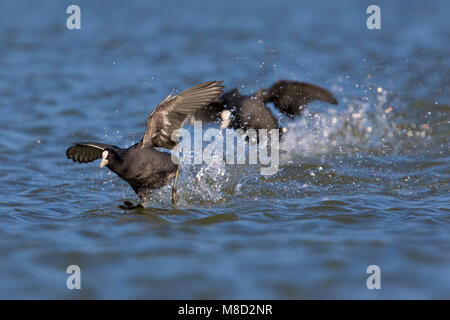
xmin=0 ymin=0 xmax=448 ymax=298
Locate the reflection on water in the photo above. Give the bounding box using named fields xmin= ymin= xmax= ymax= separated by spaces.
xmin=0 ymin=0 xmax=449 ymax=298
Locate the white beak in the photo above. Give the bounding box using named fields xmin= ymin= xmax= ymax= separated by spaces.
xmin=220 ymin=110 xmax=231 ymax=130
xmin=100 ymin=151 xmax=109 ymax=168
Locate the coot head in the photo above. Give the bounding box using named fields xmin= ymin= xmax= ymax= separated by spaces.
xmin=100 ymin=148 xmax=121 ymax=168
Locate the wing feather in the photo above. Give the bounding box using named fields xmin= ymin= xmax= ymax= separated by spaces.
xmin=66 ymin=142 xmax=121 ymax=164
xmin=142 ymin=81 xmax=224 ymax=149
xmin=266 ymin=80 xmax=338 ymax=117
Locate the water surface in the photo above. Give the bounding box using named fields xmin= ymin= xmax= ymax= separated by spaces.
xmin=0 ymin=0 xmax=449 ymax=299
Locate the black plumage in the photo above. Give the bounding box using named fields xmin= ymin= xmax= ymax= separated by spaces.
xmin=188 ymin=80 xmax=338 ymax=138
xmin=265 ymin=80 xmax=338 ymax=118
xmin=66 ymin=81 xmax=224 ymax=209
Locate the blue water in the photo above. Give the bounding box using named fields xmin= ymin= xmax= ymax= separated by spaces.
xmin=0 ymin=0 xmax=449 ymax=299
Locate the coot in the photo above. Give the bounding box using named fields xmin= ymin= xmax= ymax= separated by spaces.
xmin=66 ymin=81 xmax=224 ymax=209
xmin=189 ymin=80 xmax=338 ymax=139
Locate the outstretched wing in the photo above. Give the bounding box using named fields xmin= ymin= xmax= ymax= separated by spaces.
xmin=142 ymin=81 xmax=224 ymax=149
xmin=66 ymin=142 xmax=121 ymax=163
xmin=266 ymin=80 xmax=338 ymax=117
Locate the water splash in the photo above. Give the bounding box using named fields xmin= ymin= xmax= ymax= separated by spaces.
xmin=280 ymin=88 xmax=435 ymax=160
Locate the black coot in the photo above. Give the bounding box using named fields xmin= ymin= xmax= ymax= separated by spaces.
xmin=66 ymin=81 xmax=224 ymax=209
xmin=189 ymin=80 xmax=338 ymax=139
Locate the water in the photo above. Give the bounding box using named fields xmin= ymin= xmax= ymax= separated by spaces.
xmin=0 ymin=0 xmax=449 ymax=299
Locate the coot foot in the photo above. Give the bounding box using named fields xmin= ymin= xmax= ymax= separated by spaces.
xmin=118 ymin=200 xmax=144 ymax=210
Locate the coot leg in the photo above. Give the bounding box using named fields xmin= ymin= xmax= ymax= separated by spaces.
xmin=172 ymin=168 xmax=179 ymax=206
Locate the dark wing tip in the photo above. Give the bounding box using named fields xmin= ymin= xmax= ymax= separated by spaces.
xmin=269 ymin=80 xmax=338 ymax=105
xmin=66 ymin=143 xmax=85 ymax=163
xmin=330 ymin=96 xmax=339 ymax=105
xmin=66 ymin=142 xmax=109 ymax=164
xmin=316 ymin=89 xmax=338 ymax=105
xmin=66 ymin=144 xmax=78 ymax=160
